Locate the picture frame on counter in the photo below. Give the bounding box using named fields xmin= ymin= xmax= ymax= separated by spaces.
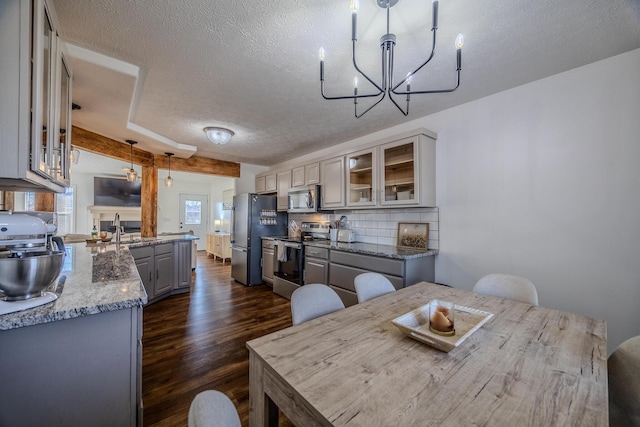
xmin=397 ymin=222 xmax=429 ymax=249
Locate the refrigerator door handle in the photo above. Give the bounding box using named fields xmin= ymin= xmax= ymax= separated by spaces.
xmin=230 ymin=205 xmax=236 ymax=244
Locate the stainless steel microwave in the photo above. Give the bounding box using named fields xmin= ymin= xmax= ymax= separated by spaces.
xmin=288 ymin=185 xmax=320 ymax=213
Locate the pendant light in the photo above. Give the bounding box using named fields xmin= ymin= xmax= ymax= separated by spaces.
xmin=165 ymin=152 xmax=174 ymax=187
xmin=125 ymin=140 xmax=138 ymax=182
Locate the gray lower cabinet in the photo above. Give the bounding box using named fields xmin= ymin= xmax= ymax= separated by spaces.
xmin=154 ymin=243 xmax=173 ymax=296
xmin=261 ymin=239 xmax=275 ymax=285
xmin=304 ymin=246 xmax=329 ymax=285
xmin=329 ymin=250 xmax=434 ymax=307
xmin=173 ymin=240 xmax=193 ymax=291
xmin=130 ymin=242 xmax=192 ymax=304
xmin=0 ymin=307 xmax=143 ymax=426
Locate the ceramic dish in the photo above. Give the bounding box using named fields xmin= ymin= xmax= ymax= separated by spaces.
xmin=392 ymin=301 xmax=494 ymax=352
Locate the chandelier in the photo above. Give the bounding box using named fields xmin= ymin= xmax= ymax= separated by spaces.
xmin=319 ymin=0 xmax=464 ymax=118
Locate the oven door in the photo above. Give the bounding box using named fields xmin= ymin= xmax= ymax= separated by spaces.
xmin=273 ymin=240 xmax=304 ymax=299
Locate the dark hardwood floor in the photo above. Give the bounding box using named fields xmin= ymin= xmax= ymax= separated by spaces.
xmin=142 ymin=252 xmax=292 ymax=426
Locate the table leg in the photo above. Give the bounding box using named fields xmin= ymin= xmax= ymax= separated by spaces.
xmin=249 ymin=350 xmax=279 ymax=427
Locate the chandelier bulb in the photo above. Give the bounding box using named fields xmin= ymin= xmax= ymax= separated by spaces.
xmin=353 ymin=76 xmax=359 ymax=88
xmin=455 ymin=34 xmax=464 ymax=49
xmin=350 ymin=0 xmax=359 ymax=14
xmin=318 ymin=47 xmax=325 ymax=61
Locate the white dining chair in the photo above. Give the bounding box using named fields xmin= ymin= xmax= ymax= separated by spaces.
xmin=608 ymin=335 xmax=640 ymax=426
xmin=188 ymin=390 xmax=241 ymax=427
xmin=354 ymin=272 xmax=396 ymax=303
xmin=291 ymin=284 xmax=345 ymax=325
xmin=472 ymin=273 xmax=539 ymax=306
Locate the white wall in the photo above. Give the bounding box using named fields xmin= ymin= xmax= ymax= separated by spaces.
xmin=157 ymin=170 xmax=234 ymax=249
xmin=429 ymin=49 xmax=640 ymax=354
xmin=236 ymin=163 xmax=268 ymax=195
xmin=335 ymin=48 xmax=639 ymax=354
xmin=277 ymin=49 xmax=640 ymax=353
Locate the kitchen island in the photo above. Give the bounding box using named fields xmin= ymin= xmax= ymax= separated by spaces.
xmin=0 ymin=235 xmax=195 ymax=427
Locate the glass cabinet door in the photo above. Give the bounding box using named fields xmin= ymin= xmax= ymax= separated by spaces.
xmin=381 ymin=140 xmax=417 ymax=205
xmin=32 ymin=0 xmax=56 ymax=178
xmin=53 ymin=47 xmax=72 ymax=184
xmin=346 ymin=150 xmax=376 ymax=206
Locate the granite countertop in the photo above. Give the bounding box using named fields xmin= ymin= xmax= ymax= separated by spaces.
xmin=0 ymin=235 xmax=196 ymax=331
xmin=304 ymin=240 xmax=438 ymax=260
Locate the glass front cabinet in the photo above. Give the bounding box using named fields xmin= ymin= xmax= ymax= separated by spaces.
xmin=0 ymin=0 xmax=71 ymax=192
xmin=380 ymin=135 xmax=435 ymax=207
xmin=344 ymin=134 xmax=435 ymax=208
xmin=346 ymin=149 xmax=377 ymax=207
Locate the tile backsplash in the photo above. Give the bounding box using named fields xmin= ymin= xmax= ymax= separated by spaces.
xmin=289 ymin=207 xmax=439 ymax=250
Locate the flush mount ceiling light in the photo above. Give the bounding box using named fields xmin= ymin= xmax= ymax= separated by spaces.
xmin=319 ymin=0 xmax=464 ymax=118
xmin=125 ymin=139 xmax=138 ymax=182
xmin=203 ymin=127 xmax=234 ymax=145
xmin=165 ymin=152 xmax=174 ymax=187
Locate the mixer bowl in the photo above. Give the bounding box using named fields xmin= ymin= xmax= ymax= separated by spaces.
xmin=0 ymin=251 xmax=65 ymax=301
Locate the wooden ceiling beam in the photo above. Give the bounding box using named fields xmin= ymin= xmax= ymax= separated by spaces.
xmin=72 ymin=126 xmax=154 ymax=167
xmin=154 ymin=154 xmax=240 ymax=178
xmin=71 ymin=126 xmax=240 ymax=178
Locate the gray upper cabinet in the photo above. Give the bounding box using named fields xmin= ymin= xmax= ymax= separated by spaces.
xmin=291 ymin=166 xmax=305 ymax=188
xmin=320 ymin=156 xmax=346 ymax=209
xmin=0 ymin=0 xmax=72 ymax=192
xmin=291 ymin=162 xmax=320 ymax=189
xmin=276 ymin=170 xmax=291 ymax=211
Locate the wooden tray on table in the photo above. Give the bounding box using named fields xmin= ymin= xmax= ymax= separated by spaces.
xmin=392 ymin=300 xmax=494 ymax=352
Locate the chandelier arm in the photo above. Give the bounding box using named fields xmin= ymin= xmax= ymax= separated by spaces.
xmin=321 ymin=83 xmax=383 ymax=100
xmin=352 ymin=40 xmax=384 ymax=92
xmin=387 ymin=91 xmax=410 ymax=116
xmin=391 ymin=29 xmax=438 ymax=92
xmin=392 ymin=69 xmax=461 ymax=95
xmin=355 ymin=92 xmax=387 ymax=118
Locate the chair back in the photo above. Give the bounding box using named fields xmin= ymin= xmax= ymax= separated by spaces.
xmin=472 ymin=273 xmax=539 ymax=305
xmin=291 ymin=284 xmax=345 ymax=325
xmin=608 ymin=335 xmax=640 ymax=426
xmin=188 ymin=390 xmax=241 ymax=427
xmin=354 ymin=272 xmax=396 ymax=303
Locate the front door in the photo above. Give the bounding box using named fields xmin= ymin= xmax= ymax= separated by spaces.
xmin=178 ymin=193 xmax=208 ymax=251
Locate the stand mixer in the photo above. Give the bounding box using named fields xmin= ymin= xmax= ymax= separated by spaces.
xmin=0 ymin=211 xmax=65 ymax=315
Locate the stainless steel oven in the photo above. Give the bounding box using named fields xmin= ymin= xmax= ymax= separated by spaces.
xmin=272 ymin=239 xmax=304 ymax=299
xmin=272 ymin=222 xmax=331 ymax=299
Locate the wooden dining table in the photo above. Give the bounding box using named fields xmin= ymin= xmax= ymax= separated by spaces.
xmin=246 ymin=282 xmax=608 ymax=426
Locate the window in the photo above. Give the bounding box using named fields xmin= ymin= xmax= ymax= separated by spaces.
xmin=184 ymin=200 xmax=202 ymax=225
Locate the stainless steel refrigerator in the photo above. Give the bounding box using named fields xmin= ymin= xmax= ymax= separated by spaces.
xmin=231 ymin=193 xmax=287 ymax=286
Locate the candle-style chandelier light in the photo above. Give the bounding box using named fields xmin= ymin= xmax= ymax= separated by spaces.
xmin=319 ymin=0 xmax=464 ymax=118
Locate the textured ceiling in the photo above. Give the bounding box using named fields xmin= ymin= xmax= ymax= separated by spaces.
xmin=51 ymin=0 xmax=640 ymax=166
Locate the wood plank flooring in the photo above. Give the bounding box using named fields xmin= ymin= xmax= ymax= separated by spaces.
xmin=142 ymin=252 xmax=292 ymax=426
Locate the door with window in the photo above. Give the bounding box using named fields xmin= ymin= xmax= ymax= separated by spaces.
xmin=178 ymin=194 xmax=208 ymax=251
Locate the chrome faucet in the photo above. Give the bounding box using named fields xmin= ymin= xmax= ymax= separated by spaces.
xmin=114 ymin=213 xmax=121 ymax=244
